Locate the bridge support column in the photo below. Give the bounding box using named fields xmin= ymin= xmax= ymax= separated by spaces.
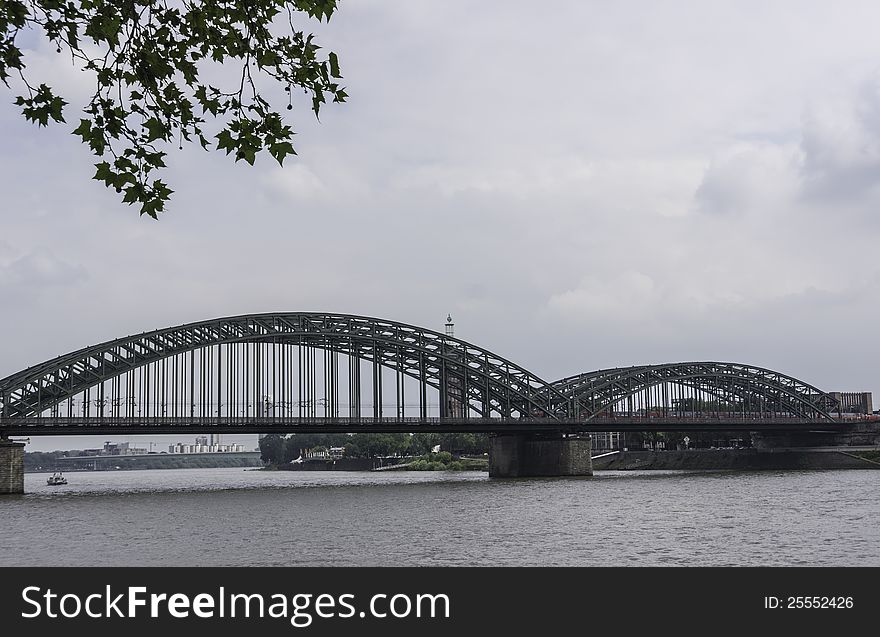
xmin=488 ymin=434 xmax=592 ymax=478
xmin=0 ymin=440 xmax=25 ymax=495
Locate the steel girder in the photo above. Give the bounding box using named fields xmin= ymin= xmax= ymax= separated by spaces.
xmin=551 ymin=362 xmax=840 ymax=422
xmin=0 ymin=312 xmax=569 ymax=420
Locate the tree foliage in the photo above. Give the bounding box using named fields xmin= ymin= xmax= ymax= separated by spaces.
xmin=258 ymin=433 xmax=490 ymax=465
xmin=0 ymin=0 xmax=346 ymax=218
xmin=258 ymin=433 xmax=285 ymax=463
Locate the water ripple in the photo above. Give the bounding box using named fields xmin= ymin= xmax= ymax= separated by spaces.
xmin=2 ymin=468 xmax=878 ymax=566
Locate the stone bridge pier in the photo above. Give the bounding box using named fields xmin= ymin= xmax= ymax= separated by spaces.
xmin=488 ymin=434 xmax=593 ymax=477
xmin=0 ymin=439 xmax=25 ymax=495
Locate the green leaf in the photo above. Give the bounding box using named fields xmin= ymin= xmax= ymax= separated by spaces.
xmin=328 ymin=51 xmax=340 ymax=78
xmin=15 ymin=84 xmax=67 ymax=126
xmin=122 ymin=184 xmax=142 ymax=204
xmin=88 ymin=132 xmax=106 ymax=155
xmin=268 ymin=141 xmax=296 ymax=165
xmin=72 ymin=119 xmax=92 ymax=139
xmin=93 ymin=162 xmax=113 ymax=186
xmin=142 ymin=117 xmax=166 ymax=142
xmin=215 ymin=129 xmax=235 ymax=154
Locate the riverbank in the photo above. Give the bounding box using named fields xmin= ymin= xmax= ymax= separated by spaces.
xmin=24 ymin=453 xmax=263 ymax=472
xmin=592 ymin=448 xmax=880 ymax=471
xmin=264 ymin=453 xmax=490 ymax=472
xmin=263 ymin=457 xmax=385 ymax=471
xmin=375 ymin=457 xmax=489 ymax=472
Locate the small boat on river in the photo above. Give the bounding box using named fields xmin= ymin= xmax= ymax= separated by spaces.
xmin=47 ymin=472 xmax=68 ymax=486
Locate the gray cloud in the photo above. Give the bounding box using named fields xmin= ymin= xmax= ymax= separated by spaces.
xmin=694 ymin=142 xmax=801 ymax=215
xmin=0 ymin=247 xmax=89 ymax=311
xmin=1 ymin=248 xmax=86 ymax=286
xmin=800 ymin=72 xmax=880 ymax=200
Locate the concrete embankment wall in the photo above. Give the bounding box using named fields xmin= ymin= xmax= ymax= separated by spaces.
xmin=593 ymin=448 xmax=880 ymax=471
xmin=752 ymin=422 xmax=880 ymax=448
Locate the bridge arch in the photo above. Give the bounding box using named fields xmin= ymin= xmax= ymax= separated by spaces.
xmin=0 ymin=312 xmax=570 ymax=421
xmin=552 ymin=362 xmax=840 ymax=422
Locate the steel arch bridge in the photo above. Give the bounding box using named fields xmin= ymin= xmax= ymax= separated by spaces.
xmin=552 ymin=363 xmax=840 ymax=422
xmin=0 ymin=312 xmax=845 ymax=437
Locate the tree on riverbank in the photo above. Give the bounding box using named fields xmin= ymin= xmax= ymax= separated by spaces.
xmin=258 ymin=434 xmax=286 ymax=463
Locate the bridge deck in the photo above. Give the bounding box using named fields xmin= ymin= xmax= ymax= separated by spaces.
xmin=0 ymin=416 xmax=854 ymax=436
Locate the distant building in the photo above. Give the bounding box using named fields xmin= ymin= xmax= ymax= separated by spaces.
xmin=830 ymin=392 xmax=873 ymax=415
xmin=103 ymin=441 xmax=129 ymax=455
xmin=167 ymin=439 xmax=246 ymax=454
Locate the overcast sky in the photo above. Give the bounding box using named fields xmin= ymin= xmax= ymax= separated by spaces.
xmin=3 ymin=1 xmax=880 ymax=451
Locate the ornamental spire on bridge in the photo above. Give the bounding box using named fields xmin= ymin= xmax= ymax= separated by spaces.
xmin=442 ymin=313 xmax=465 ymax=418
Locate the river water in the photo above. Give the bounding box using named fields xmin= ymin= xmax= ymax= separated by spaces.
xmin=2 ymin=468 xmax=878 ymax=566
